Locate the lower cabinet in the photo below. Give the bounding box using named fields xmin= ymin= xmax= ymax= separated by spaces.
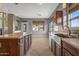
xmin=62 ymin=48 xmax=72 ymax=56
xmin=51 ymin=37 xmax=79 ymax=56
xmin=62 ymin=40 xmax=79 ymax=56
xmin=51 ymin=39 xmax=61 ymax=56
xmin=55 ymin=42 xmax=61 ymax=56
xmin=51 ymin=39 xmax=55 ymax=55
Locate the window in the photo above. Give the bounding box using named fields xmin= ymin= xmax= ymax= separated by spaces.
xmin=71 ymin=19 xmax=79 ymax=27
xmin=71 ymin=9 xmax=79 ymax=19
xmin=63 ymin=8 xmax=68 ymax=29
xmin=63 ymin=15 xmax=67 ymax=26
xmin=32 ymin=21 xmax=44 ymax=31
xmin=70 ymin=9 xmax=79 ymax=27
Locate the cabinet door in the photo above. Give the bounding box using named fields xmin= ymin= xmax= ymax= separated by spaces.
xmin=24 ymin=36 xmax=26 ymax=55
xmin=51 ymin=39 xmax=53 ymax=51
xmin=30 ymin=34 xmax=32 ymax=47
xmin=63 ymin=48 xmax=72 ymax=56
xmin=51 ymin=39 xmax=56 ymax=55
xmin=56 ymin=11 xmax=63 ymax=25
xmin=55 ymin=42 xmax=61 ymax=56
xmin=20 ymin=37 xmax=24 ymax=56
xmin=0 ymin=40 xmax=10 ymax=56
xmin=26 ymin=35 xmax=29 ymax=51
xmin=26 ymin=36 xmax=28 ymax=52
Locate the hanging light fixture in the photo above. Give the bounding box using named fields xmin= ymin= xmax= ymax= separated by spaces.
xmin=39 ymin=3 xmax=43 ymax=5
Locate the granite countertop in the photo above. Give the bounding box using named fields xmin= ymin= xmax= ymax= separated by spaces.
xmin=61 ymin=38 xmax=79 ymax=50
xmin=0 ymin=32 xmax=32 ymax=39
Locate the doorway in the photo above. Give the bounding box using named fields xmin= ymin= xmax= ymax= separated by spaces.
xmin=21 ymin=22 xmax=28 ymax=32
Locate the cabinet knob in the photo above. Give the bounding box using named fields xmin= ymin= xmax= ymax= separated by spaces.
xmin=0 ymin=42 xmax=2 ymax=48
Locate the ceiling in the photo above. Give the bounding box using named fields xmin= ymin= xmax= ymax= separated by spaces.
xmin=2 ymin=3 xmax=58 ymax=18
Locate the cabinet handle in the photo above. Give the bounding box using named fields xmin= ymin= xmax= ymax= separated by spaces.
xmin=0 ymin=42 xmax=2 ymax=48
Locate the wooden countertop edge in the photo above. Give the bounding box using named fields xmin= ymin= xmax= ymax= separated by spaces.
xmin=61 ymin=38 xmax=79 ymax=50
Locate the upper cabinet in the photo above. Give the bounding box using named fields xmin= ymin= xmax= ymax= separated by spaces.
xmin=49 ymin=11 xmax=63 ymax=25
xmin=56 ymin=11 xmax=63 ymax=25
xmin=68 ymin=3 xmax=79 ymax=13
xmin=7 ymin=14 xmax=21 ymax=34
xmin=7 ymin=14 xmax=14 ymax=34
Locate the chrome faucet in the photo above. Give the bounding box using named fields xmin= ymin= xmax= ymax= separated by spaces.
xmin=66 ymin=26 xmax=71 ymax=36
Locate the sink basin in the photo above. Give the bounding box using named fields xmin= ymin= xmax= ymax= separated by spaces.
xmin=55 ymin=34 xmax=77 ymax=38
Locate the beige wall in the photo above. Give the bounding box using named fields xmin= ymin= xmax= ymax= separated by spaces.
xmin=0 ymin=3 xmax=2 ymax=12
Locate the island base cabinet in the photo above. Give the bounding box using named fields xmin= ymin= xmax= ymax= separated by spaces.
xmin=0 ymin=33 xmax=32 ymax=56
xmin=0 ymin=39 xmax=20 ymax=56
xmin=20 ymin=37 xmax=24 ymax=56
xmin=0 ymin=40 xmax=10 ymax=56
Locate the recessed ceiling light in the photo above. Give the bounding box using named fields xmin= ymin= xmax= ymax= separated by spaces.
xmin=39 ymin=3 xmax=43 ymax=5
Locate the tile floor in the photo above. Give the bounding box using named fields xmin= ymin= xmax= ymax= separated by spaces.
xmin=26 ymin=37 xmax=53 ymax=56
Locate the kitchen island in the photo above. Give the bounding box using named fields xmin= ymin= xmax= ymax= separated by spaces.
xmin=0 ymin=32 xmax=32 ymax=56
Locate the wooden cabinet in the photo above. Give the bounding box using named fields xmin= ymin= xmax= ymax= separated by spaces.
xmin=63 ymin=48 xmax=72 ymax=56
xmin=55 ymin=42 xmax=61 ymax=56
xmin=8 ymin=14 xmax=14 ymax=34
xmin=49 ymin=11 xmax=63 ymax=25
xmin=0 ymin=38 xmax=20 ymax=56
xmin=29 ymin=34 xmax=32 ymax=49
xmin=51 ymin=39 xmax=55 ymax=55
xmin=0 ymin=39 xmax=10 ymax=56
xmin=25 ymin=35 xmax=29 ymax=53
xmin=51 ymin=39 xmax=61 ymax=56
xmin=56 ymin=11 xmax=63 ymax=25
xmin=68 ymin=3 xmax=79 ymax=13
xmin=62 ymin=40 xmax=79 ymax=56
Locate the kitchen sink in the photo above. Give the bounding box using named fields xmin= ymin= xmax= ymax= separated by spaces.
xmin=55 ymin=34 xmax=77 ymax=38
